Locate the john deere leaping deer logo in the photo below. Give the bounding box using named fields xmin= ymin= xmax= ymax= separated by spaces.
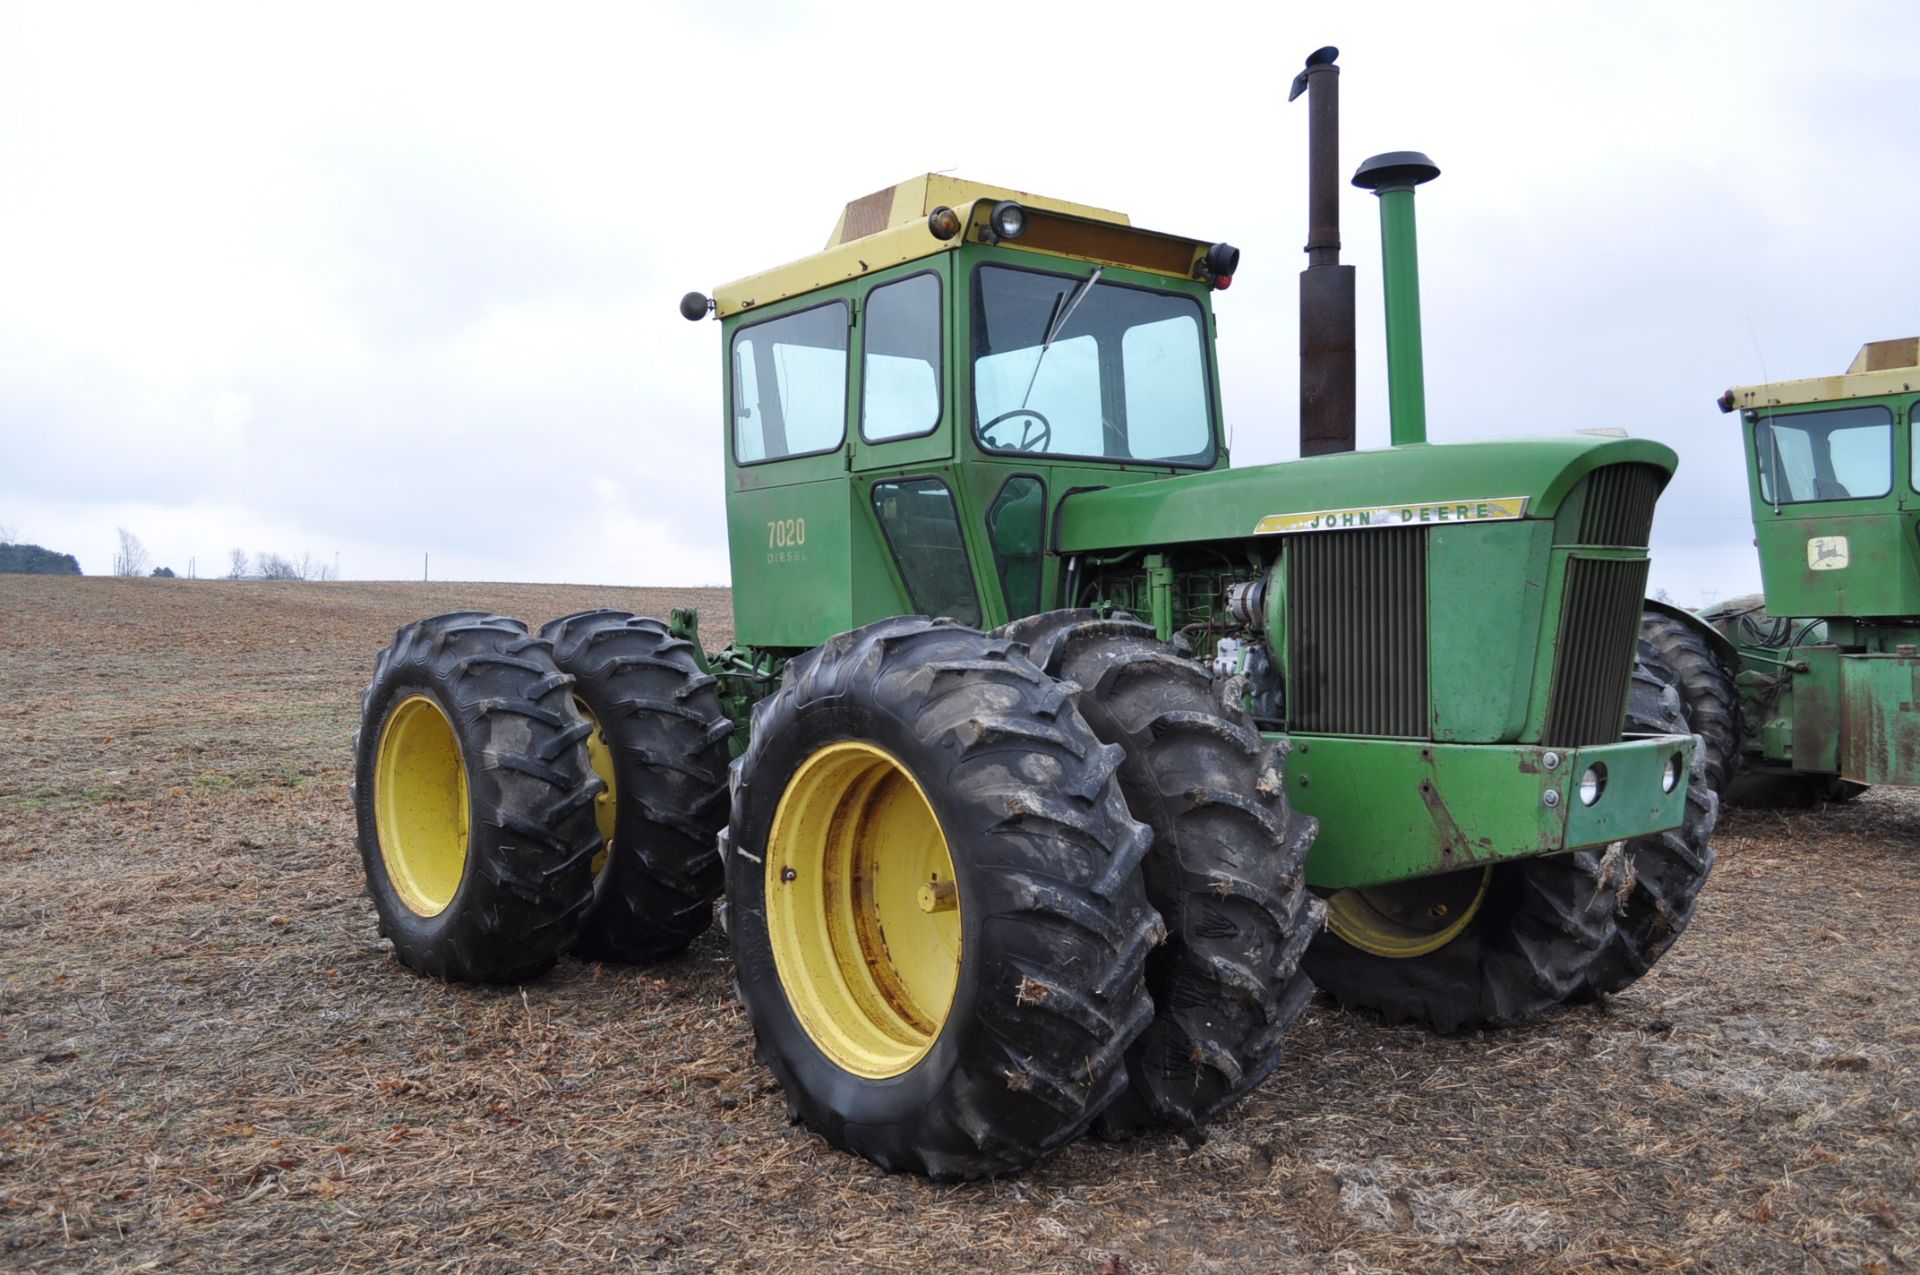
xmin=1807 ymin=535 xmax=1850 ymax=571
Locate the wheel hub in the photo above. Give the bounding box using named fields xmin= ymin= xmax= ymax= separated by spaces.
xmin=1325 ymin=865 xmax=1491 ymax=958
xmin=765 ymin=741 xmax=961 ymax=1079
xmin=373 ymin=694 xmax=470 ymax=916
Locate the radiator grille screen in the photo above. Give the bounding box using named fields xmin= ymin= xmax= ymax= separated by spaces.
xmin=1287 ymin=527 xmax=1428 ymax=737
xmin=1576 ymin=464 xmax=1662 ymax=548
xmin=1542 ymin=556 xmax=1651 ymax=747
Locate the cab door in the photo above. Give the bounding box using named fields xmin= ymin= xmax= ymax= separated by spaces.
xmin=848 ymin=262 xmax=954 ymax=473
xmin=847 ymin=259 xmax=991 ymax=628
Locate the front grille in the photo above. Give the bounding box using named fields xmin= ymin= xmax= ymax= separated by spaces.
xmin=1287 ymin=527 xmax=1428 ymax=737
xmin=1542 ymin=556 xmax=1651 ymax=747
xmin=1576 ymin=464 xmax=1662 ymax=547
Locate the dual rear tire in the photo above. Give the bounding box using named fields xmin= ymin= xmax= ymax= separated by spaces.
xmin=352 ymin=613 xmax=601 ymax=983
xmin=353 ymin=610 xmax=730 ymax=982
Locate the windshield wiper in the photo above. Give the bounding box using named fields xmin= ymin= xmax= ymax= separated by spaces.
xmin=1020 ymin=266 xmax=1102 ymax=410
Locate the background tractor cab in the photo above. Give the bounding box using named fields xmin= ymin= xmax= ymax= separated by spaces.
xmin=1723 ymin=337 xmax=1920 ymax=620
xmin=1640 ymin=338 xmax=1920 ymax=806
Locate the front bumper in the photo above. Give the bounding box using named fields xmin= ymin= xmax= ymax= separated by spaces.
xmin=1279 ymin=732 xmax=1696 ymax=891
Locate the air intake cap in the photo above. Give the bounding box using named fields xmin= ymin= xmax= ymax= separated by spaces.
xmin=1352 ymin=151 xmax=1441 ymax=193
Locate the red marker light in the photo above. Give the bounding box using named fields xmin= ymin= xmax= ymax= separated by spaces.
xmin=1214 ymin=274 xmax=1232 ymax=290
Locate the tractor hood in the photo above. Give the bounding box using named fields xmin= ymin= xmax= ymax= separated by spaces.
xmin=1055 ymin=435 xmax=1677 ymax=552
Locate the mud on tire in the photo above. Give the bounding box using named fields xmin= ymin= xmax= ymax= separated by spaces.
xmin=541 ymin=611 xmax=731 ymax=963
xmin=725 ymin=617 xmax=1162 ymax=1180
xmin=999 ymin=610 xmax=1322 ymax=1138
xmin=352 ymin=612 xmax=600 ymax=982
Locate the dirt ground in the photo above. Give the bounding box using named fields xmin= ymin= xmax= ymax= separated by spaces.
xmin=1 ymin=576 xmax=1915 ymax=1273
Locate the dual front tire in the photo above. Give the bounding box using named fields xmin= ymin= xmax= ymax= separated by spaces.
xmin=722 ymin=612 xmax=1334 ymax=1177
xmin=725 ymin=618 xmax=1162 ymax=1179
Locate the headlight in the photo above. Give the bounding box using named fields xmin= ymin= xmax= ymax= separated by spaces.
xmin=1662 ymin=753 xmax=1682 ymax=794
xmin=1578 ymin=763 xmax=1607 ymax=806
xmin=1205 ymin=241 xmax=1240 ymax=286
xmin=989 ymin=200 xmax=1028 ymax=241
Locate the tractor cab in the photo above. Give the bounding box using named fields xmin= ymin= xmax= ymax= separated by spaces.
xmin=689 ymin=175 xmax=1238 ymax=649
xmin=1721 ymin=337 xmax=1920 ymax=620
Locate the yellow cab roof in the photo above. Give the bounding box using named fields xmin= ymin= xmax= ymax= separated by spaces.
xmin=1722 ymin=337 xmax=1920 ymax=413
xmin=711 ymin=174 xmax=1217 ymax=318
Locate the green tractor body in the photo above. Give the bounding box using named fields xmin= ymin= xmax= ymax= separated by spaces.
xmin=351 ymin=50 xmax=1715 ymax=1181
xmin=1644 ymin=338 xmax=1920 ymax=802
xmin=707 ymin=173 xmax=1693 ymax=894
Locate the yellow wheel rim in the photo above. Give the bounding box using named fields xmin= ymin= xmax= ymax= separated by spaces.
xmin=373 ymin=695 xmax=470 ymax=917
xmin=765 ymin=741 xmax=962 ymax=1079
xmin=1326 ymin=866 xmax=1492 ymax=959
xmin=575 ymin=697 xmax=617 ymax=885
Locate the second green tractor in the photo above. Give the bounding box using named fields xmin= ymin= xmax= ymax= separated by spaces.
xmin=1641 ymin=336 xmax=1920 ymax=809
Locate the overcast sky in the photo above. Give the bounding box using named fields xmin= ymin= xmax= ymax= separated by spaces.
xmin=2 ymin=1 xmax=1916 ymax=603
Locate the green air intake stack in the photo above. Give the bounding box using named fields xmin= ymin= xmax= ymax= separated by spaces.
xmin=1353 ymin=150 xmax=1440 ymax=446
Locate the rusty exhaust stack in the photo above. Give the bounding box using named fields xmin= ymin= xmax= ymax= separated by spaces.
xmin=1291 ymin=46 xmax=1356 ymax=456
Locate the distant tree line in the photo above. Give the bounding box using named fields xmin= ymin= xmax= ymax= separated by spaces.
xmin=0 ymin=541 xmax=80 ymax=574
xmin=227 ymin=548 xmax=337 ymax=581
xmin=0 ymin=523 xmax=338 ymax=580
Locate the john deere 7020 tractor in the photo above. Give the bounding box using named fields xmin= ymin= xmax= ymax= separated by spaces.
xmin=1641 ymin=337 xmax=1920 ymax=807
xmin=351 ymin=51 xmax=1715 ymax=1180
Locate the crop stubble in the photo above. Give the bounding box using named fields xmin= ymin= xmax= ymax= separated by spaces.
xmin=0 ymin=576 xmax=1915 ymax=1272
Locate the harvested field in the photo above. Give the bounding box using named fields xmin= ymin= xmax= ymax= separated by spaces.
xmin=2 ymin=575 xmax=1916 ymax=1272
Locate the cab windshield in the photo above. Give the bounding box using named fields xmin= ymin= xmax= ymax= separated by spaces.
xmin=971 ymin=265 xmax=1215 ymax=466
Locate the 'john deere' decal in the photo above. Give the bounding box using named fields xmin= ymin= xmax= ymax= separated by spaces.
xmin=1254 ymin=497 xmax=1530 ymax=535
xmin=1807 ymin=535 xmax=1850 ymax=571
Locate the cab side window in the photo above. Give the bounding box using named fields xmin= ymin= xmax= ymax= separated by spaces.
xmin=732 ymin=302 xmax=848 ymax=463
xmin=862 ymin=274 xmax=942 ymax=442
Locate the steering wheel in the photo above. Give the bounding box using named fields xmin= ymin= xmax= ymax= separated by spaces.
xmin=980 ymin=408 xmax=1053 ymax=453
